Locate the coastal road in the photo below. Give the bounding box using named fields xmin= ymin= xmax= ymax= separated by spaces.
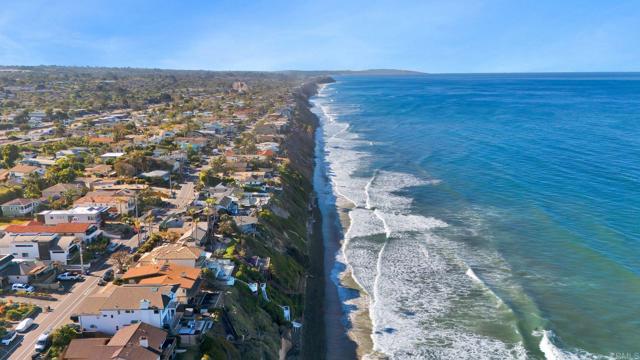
xmin=2 ymin=269 xmax=108 ymax=360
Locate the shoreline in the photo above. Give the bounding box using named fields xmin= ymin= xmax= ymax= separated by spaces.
xmin=310 ymin=82 xmax=380 ymax=359
xmin=300 ymin=78 xmax=358 ymax=360
xmin=334 ymin=198 xmax=377 ymax=359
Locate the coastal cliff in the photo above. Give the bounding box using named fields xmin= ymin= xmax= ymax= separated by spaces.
xmin=207 ymin=77 xmax=334 ymax=360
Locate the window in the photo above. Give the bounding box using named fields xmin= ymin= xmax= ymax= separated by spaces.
xmin=22 ymin=253 xmax=28 ymax=257
xmin=154 ymin=309 xmax=159 ymax=314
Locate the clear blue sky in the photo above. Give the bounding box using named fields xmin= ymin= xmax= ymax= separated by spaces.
xmin=1 ymin=0 xmax=639 ymax=72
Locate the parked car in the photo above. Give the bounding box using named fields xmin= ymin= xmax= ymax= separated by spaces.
xmin=106 ymin=242 xmax=120 ymax=252
xmin=12 ymin=283 xmax=35 ymax=293
xmin=57 ymin=272 xmax=82 ymax=281
xmin=102 ymin=269 xmax=114 ymax=281
xmin=1 ymin=331 xmax=17 ymax=345
xmin=16 ymin=318 xmax=34 ymax=333
xmin=98 ymin=269 xmax=114 ymax=286
xmin=34 ymin=331 xmax=50 ymax=352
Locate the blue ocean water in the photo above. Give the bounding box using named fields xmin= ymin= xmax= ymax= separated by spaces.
xmin=311 ymin=74 xmax=640 ymax=359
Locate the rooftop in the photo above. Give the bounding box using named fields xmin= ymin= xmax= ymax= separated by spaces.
xmin=76 ymin=284 xmax=177 ymax=315
xmin=5 ymin=222 xmax=92 ymax=234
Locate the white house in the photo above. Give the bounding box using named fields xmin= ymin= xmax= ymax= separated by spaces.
xmin=36 ymin=206 xmax=108 ymax=226
xmin=75 ymin=284 xmax=179 ymax=334
xmin=99 ymin=152 xmax=125 ymax=160
xmin=3 ymin=222 xmax=102 ymax=244
xmin=0 ymin=233 xmax=78 ymax=264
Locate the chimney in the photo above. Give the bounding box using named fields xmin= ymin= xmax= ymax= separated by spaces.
xmin=139 ymin=299 xmax=150 ymax=310
xmin=139 ymin=336 xmax=149 ymax=348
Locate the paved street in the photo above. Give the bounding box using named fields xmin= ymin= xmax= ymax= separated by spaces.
xmin=0 ymin=268 xmax=110 ymax=360
xmin=166 ymin=181 xmax=196 ymax=215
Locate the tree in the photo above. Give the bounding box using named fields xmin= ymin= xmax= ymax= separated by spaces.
xmin=54 ymin=120 xmax=66 ymax=136
xmin=1 ymin=144 xmax=20 ymax=168
xmin=110 ymin=250 xmax=131 ymax=273
xmin=218 ymin=214 xmax=238 ymax=237
xmin=23 ymin=172 xmax=45 ymax=198
xmin=48 ymin=324 xmax=80 ymax=358
xmin=210 ymin=156 xmax=228 ymax=175
xmin=45 ymin=157 xmax=83 ymax=184
xmin=13 ymin=110 xmax=29 ymax=124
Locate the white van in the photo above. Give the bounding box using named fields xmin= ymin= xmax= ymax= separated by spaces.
xmin=16 ymin=318 xmax=34 ymax=333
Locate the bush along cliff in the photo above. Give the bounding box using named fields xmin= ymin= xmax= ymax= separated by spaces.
xmin=201 ymin=78 xmax=334 ymax=360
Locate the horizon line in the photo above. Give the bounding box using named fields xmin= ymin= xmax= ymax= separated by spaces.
xmin=1 ymin=64 xmax=640 ymax=75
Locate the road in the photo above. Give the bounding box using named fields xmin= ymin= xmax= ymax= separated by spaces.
xmin=1 ymin=269 xmax=109 ymax=360
xmin=166 ymin=181 xmax=196 ymax=215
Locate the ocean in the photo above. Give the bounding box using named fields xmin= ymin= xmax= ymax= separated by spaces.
xmin=310 ymin=74 xmax=640 ymax=360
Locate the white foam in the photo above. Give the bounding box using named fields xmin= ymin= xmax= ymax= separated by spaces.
xmin=466 ymin=267 xmax=482 ymax=283
xmin=536 ymin=330 xmax=614 ymax=360
xmin=313 ymin=87 xmax=527 ymax=360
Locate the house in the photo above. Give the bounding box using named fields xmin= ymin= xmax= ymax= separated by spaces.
xmin=150 ymin=130 xmax=175 ymax=144
xmin=88 ymin=137 xmax=114 ymax=145
xmin=177 ymin=222 xmax=209 ymax=245
xmin=4 ymin=222 xmax=102 ymax=243
xmin=74 ymin=191 xmax=135 ymax=215
xmin=8 ymin=164 xmax=44 ymax=183
xmin=139 ymin=170 xmax=170 ymax=182
xmin=216 ymin=196 xmax=238 ymax=215
xmin=122 ymin=264 xmax=202 ymax=304
xmin=0 ymin=233 xmax=78 ymax=264
xmin=0 ymin=258 xmax=54 ymax=285
xmin=41 ymin=183 xmax=86 ymax=200
xmin=28 ymin=111 xmax=47 ymax=126
xmin=36 ymin=206 xmax=108 ymax=226
xmin=207 ymin=258 xmax=235 ymax=286
xmin=62 ymin=322 xmax=176 ymax=360
xmin=0 ymin=198 xmax=40 ymax=217
xmin=256 ymin=142 xmax=279 ymax=153
xmin=75 ymin=284 xmax=179 ymax=334
xmin=20 ymin=157 xmax=57 ymax=167
xmin=84 ymin=164 xmax=113 ymax=177
xmin=137 ymin=243 xmax=206 ymax=268
xmin=100 ymin=152 xmax=125 ymax=160
xmin=235 ymin=215 xmax=258 ymax=234
xmin=175 ymin=137 xmax=207 ymax=151
xmin=55 ymin=148 xmax=87 ymax=159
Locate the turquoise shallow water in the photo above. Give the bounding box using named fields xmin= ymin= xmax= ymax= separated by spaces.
xmin=313 ymin=74 xmax=640 ymax=359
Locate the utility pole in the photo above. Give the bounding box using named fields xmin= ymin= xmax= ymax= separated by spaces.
xmin=78 ymin=240 xmax=85 ymax=274
xmin=135 ymin=193 xmax=141 ymax=247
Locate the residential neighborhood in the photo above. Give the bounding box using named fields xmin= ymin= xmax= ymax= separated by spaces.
xmin=0 ymin=67 xmax=329 ymax=360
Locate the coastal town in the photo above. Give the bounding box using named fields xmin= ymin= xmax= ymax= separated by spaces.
xmin=0 ymin=67 xmax=329 ymax=360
